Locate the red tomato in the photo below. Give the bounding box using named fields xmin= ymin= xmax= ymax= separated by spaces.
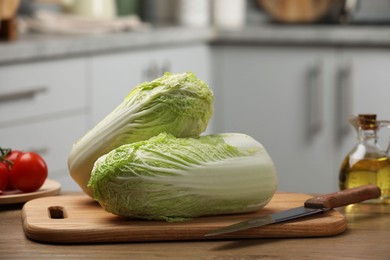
xmin=9 ymin=152 xmax=48 ymax=193
xmin=3 ymin=150 xmax=22 ymax=190
xmin=0 ymin=163 xmax=8 ymax=191
xmin=5 ymin=150 xmax=23 ymax=164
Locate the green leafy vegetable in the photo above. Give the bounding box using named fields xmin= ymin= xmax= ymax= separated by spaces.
xmin=88 ymin=132 xmax=278 ymax=221
xmin=68 ymin=72 xmax=214 ymax=196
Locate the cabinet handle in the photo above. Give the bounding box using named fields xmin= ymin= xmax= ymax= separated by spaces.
xmin=27 ymin=146 xmax=49 ymax=155
xmin=336 ymin=62 xmax=353 ymax=140
xmin=0 ymin=86 xmax=48 ymax=103
xmin=143 ymin=62 xmax=159 ymax=81
xmin=160 ymin=61 xmax=171 ymax=75
xmin=143 ymin=61 xmax=171 ymax=82
xmin=307 ymin=61 xmax=323 ymax=139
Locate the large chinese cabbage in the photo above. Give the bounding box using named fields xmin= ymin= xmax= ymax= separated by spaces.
xmin=68 ymin=72 xmax=213 ymax=196
xmin=88 ymin=133 xmax=278 ymax=221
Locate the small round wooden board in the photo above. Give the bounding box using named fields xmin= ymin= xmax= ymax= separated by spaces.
xmin=0 ymin=179 xmax=61 ymax=205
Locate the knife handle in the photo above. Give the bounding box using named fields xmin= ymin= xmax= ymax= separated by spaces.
xmin=304 ymin=184 xmax=381 ymax=209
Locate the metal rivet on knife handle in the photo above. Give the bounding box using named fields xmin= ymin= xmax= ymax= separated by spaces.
xmin=304 ymin=184 xmax=381 ymax=209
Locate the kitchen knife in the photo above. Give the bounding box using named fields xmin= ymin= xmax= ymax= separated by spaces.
xmin=205 ymin=184 xmax=381 ymax=237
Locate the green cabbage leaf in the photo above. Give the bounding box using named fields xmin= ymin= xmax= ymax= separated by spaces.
xmin=68 ymin=72 xmax=214 ymax=196
xmin=88 ymin=132 xmax=278 ymax=221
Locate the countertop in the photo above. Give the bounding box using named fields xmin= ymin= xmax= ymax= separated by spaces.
xmin=2 ymin=24 xmax=390 ymax=65
xmin=1 ymin=194 xmax=389 ymax=259
xmin=0 ymin=26 xmax=213 ymax=65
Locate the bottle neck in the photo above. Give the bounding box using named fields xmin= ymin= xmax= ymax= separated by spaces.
xmin=358 ymin=128 xmax=378 ymax=144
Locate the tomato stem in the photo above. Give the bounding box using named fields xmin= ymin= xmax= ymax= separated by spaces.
xmin=0 ymin=147 xmax=14 ymax=169
xmin=0 ymin=147 xmax=11 ymax=156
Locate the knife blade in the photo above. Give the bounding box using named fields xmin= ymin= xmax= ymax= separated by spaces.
xmin=205 ymin=184 xmax=381 ymax=237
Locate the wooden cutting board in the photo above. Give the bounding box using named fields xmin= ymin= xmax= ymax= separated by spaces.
xmin=22 ymin=192 xmax=347 ymax=244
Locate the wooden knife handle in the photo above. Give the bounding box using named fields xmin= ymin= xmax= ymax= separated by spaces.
xmin=304 ymin=184 xmax=381 ymax=209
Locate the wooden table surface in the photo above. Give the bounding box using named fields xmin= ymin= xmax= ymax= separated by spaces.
xmin=1 ymin=194 xmax=390 ymax=259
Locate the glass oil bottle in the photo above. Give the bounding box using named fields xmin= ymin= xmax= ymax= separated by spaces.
xmin=339 ymin=114 xmax=390 ymax=203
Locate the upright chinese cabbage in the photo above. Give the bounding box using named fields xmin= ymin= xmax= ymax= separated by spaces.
xmin=88 ymin=133 xmax=278 ymax=221
xmin=68 ymin=72 xmax=214 ymax=196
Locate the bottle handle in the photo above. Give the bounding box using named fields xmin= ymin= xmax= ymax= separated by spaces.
xmin=378 ymin=120 xmax=390 ymax=154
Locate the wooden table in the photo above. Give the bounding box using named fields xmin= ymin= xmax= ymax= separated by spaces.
xmin=1 ymin=195 xmax=389 ymax=259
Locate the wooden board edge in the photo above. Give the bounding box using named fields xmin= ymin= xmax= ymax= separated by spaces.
xmin=21 ymin=194 xmax=348 ymax=244
xmin=0 ymin=179 xmax=61 ymax=205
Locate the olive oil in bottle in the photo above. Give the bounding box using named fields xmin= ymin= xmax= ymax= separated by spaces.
xmin=339 ymin=114 xmax=390 ymax=203
xmin=339 ymin=156 xmax=390 ymax=201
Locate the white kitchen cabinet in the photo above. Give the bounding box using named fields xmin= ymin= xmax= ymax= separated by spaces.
xmin=89 ymin=43 xmax=213 ymax=132
xmin=335 ymin=48 xmax=390 ymax=176
xmin=213 ymin=45 xmax=390 ymax=194
xmin=0 ymin=59 xmax=87 ymax=124
xmin=0 ymin=58 xmax=88 ymax=190
xmin=212 ymin=46 xmax=338 ymax=193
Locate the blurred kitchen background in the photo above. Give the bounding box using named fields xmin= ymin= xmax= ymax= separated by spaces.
xmin=1 ymin=0 xmax=390 ymax=193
